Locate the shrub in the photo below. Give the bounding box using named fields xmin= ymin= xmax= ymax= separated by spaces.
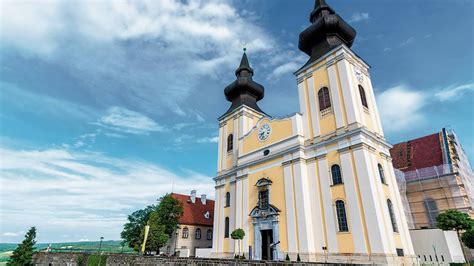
xmin=297 ymin=253 xmax=301 ymax=262
xmin=285 ymin=254 xmax=290 ymax=261
xmin=87 ymin=254 xmax=107 ymax=266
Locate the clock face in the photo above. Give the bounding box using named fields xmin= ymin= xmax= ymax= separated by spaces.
xmin=258 ymin=124 xmax=271 ymax=141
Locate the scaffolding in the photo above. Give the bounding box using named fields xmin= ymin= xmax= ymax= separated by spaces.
xmin=395 ymin=163 xmax=474 ymax=229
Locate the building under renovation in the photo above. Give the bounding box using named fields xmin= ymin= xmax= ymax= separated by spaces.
xmin=390 ymin=128 xmax=474 ymax=230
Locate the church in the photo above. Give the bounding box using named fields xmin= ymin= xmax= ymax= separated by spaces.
xmin=211 ymin=0 xmax=417 ymax=264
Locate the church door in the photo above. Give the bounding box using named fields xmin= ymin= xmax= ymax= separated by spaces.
xmin=260 ymin=229 xmax=273 ymax=260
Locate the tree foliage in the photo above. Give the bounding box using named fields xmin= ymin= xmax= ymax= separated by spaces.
xmin=7 ymin=227 xmax=37 ymax=266
xmin=121 ymin=205 xmax=154 ymax=251
xmin=436 ymin=209 xmax=473 ymax=232
xmin=140 ymin=211 xmax=169 ymax=253
xmin=154 ymin=194 xmax=183 ymax=237
xmin=461 ymin=228 xmax=474 ymax=249
xmin=231 ymin=228 xmax=245 ymax=240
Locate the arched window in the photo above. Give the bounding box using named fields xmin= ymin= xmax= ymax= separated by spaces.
xmin=331 ymin=164 xmax=343 ymax=185
xmin=318 ymin=87 xmax=331 ymax=111
xmin=378 ymin=164 xmax=386 ymax=184
xmin=335 ymin=200 xmax=348 ymax=232
xmin=224 ymin=217 xmax=230 ymax=238
xmin=225 ymin=192 xmax=230 ymax=207
xmin=207 ymin=229 xmax=212 ymax=240
xmin=387 ymin=199 xmax=398 ymax=232
xmin=227 ymin=134 xmax=233 ymax=152
xmin=195 ymin=228 xmax=201 ymax=239
xmin=424 ymin=198 xmax=439 ymax=228
xmin=182 ymin=227 xmax=189 ymax=238
xmin=358 ymin=85 xmax=368 ymax=108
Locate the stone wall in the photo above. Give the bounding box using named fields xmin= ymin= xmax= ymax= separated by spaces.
xmin=33 ymin=252 xmax=347 ymax=265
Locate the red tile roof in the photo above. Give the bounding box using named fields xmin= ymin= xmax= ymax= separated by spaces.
xmin=171 ymin=193 xmax=214 ymax=227
xmin=390 ymin=132 xmax=444 ymax=172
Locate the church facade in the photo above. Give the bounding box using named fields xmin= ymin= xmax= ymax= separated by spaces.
xmin=211 ymin=1 xmax=417 ymax=264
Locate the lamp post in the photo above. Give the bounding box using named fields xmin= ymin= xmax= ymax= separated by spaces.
xmin=98 ymin=237 xmax=104 ymax=266
xmin=98 ymin=236 xmax=104 ymax=253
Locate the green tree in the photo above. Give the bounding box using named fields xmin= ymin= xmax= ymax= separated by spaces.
xmin=154 ymin=194 xmax=183 ymax=237
xmin=140 ymin=211 xmax=169 ymax=254
xmin=121 ymin=205 xmax=154 ymax=251
xmin=231 ymin=228 xmax=245 ymax=258
xmin=7 ymin=227 xmax=37 ymax=266
xmin=436 ymin=209 xmax=473 ymax=262
xmin=461 ymin=228 xmax=474 ymax=249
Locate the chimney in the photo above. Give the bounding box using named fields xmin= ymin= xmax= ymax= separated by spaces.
xmin=201 ymin=194 xmax=207 ymax=205
xmin=190 ymin=190 xmax=196 ymax=203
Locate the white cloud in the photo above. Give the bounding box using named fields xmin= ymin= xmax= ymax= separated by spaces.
xmin=268 ymin=62 xmax=300 ymax=80
xmin=349 ymin=12 xmax=370 ymax=23
xmin=197 ymin=136 xmax=219 ymax=143
xmin=400 ymin=36 xmax=415 ymax=46
xmin=97 ymin=107 xmax=164 ymax=135
xmin=377 ymin=85 xmax=427 ymax=133
xmin=1 ymin=231 xmax=23 ymax=237
xmin=0 ymin=146 xmax=214 ymax=241
xmin=0 ymin=0 xmax=276 ymax=116
xmin=435 ymin=83 xmax=474 ymax=102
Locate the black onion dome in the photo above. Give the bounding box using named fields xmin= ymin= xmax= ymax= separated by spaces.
xmin=299 ymin=0 xmax=356 ymax=65
xmin=222 ymin=51 xmax=265 ymax=117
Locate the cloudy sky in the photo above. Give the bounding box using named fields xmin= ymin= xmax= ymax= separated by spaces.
xmin=1 ymin=0 xmax=473 ymax=243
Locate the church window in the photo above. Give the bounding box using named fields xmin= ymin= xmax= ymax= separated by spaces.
xmin=227 ymin=134 xmax=233 ymax=152
xmin=358 ymin=85 xmax=368 ymax=108
xmin=424 ymin=198 xmax=439 ymax=227
xmin=224 ymin=217 xmax=230 ymax=238
xmin=387 ymin=199 xmax=399 ymax=233
xmin=318 ymin=87 xmax=331 ymax=111
xmin=335 ymin=200 xmax=348 ymax=232
xmin=207 ymin=229 xmax=212 ymax=240
xmin=378 ymin=164 xmax=386 ymax=184
xmin=195 ymin=228 xmax=201 ymax=239
xmin=225 ymin=192 xmax=230 ymax=207
xmin=259 ymin=189 xmax=269 ymax=209
xmin=331 ymin=164 xmax=343 ymax=185
xmin=182 ymin=227 xmax=189 ymax=239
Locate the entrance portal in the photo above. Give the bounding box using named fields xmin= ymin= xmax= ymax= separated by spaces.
xmin=261 ymin=229 xmax=273 ymax=260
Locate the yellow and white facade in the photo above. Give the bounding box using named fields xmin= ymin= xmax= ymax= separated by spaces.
xmin=212 ymin=1 xmax=417 ymax=264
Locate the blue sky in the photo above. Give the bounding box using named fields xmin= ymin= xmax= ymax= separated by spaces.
xmin=0 ymin=0 xmax=472 ymax=243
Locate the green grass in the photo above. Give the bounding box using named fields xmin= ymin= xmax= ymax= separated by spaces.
xmin=0 ymin=240 xmax=135 ymax=263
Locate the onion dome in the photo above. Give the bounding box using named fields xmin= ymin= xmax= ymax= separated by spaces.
xmin=222 ymin=49 xmax=265 ymax=116
xmin=299 ymin=0 xmax=356 ymax=65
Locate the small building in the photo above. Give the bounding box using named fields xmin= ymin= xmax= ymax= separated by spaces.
xmin=164 ymin=191 xmax=214 ymax=257
xmin=410 ymin=229 xmax=465 ymax=264
xmin=390 ymin=128 xmax=474 ymax=229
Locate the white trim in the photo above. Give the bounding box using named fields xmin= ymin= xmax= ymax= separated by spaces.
xmin=221 ymin=124 xmax=227 ymax=171
xmin=217 ymin=127 xmax=223 ymax=172
xmin=307 ymin=77 xmax=320 ymax=138
xmin=369 ymin=152 xmax=395 ymax=253
xmin=238 ymin=135 xmax=300 ymax=165
xmin=230 ymin=182 xmax=236 ymax=252
xmin=283 ymin=164 xmax=298 ymax=252
xmin=233 ymin=118 xmax=238 ymax=166
xmin=293 ymin=160 xmax=316 ymax=252
xmin=336 ymin=59 xmax=360 ymax=125
xmin=365 ymin=77 xmax=384 ymax=136
xmin=340 ymin=152 xmax=368 ymax=253
xmin=352 ymin=148 xmax=390 ymax=253
xmin=317 ymin=158 xmax=338 ymax=252
xmin=385 ymin=159 xmax=416 ymax=255
xmin=242 ymin=177 xmax=249 ymax=252
xmin=307 ymin=160 xmax=325 ymax=253
xmin=298 ymin=81 xmax=310 ymax=140
xmin=327 ymin=64 xmax=345 ymax=128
